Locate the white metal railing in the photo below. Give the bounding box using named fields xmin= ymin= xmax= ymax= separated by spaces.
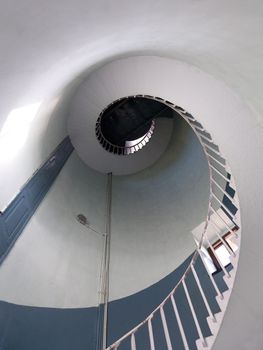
xmin=105 ymin=96 xmax=241 ymax=350
xmin=95 ymin=109 xmax=155 ymax=155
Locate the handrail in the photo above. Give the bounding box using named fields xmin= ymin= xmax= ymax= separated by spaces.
xmin=105 ymin=95 xmax=240 ymax=350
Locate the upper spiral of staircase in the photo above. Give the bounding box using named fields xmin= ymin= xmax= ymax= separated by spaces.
xmin=101 ymin=95 xmax=241 ymax=350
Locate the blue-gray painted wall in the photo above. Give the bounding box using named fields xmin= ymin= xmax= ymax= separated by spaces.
xmin=0 ymin=137 xmax=74 ymax=263
xmin=0 ymin=253 xmax=232 ymax=350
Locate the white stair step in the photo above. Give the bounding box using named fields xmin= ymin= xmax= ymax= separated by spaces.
xmin=196 ymin=293 xmax=230 ymax=350
xmin=223 ymin=273 xmax=234 ymax=289
xmin=207 ymin=311 xmax=224 ymax=334
xmin=196 ymin=334 xmax=215 ymax=349
xmin=216 ymin=288 xmax=231 ymax=307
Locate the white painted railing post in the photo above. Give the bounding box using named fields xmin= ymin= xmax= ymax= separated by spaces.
xmin=209 ymin=220 xmax=236 ymax=257
xmin=131 ymin=333 xmax=136 ymax=350
xmin=170 ymin=294 xmax=190 ymax=350
xmin=182 ymin=279 xmax=207 ymax=347
xmin=209 ymin=163 xmax=230 ymax=182
xmin=191 ymin=265 xmax=216 ymax=322
xmin=210 ymin=207 xmax=238 ymax=238
xmin=211 ymin=178 xmax=237 ymax=204
xmin=160 ymin=306 xmax=173 ymax=350
xmin=211 ymin=193 xmax=235 ymax=219
xmin=148 ymin=317 xmax=155 ymax=350
xmin=205 ymin=236 xmax=231 ymax=278
xmin=198 ymin=249 xmax=223 ymax=300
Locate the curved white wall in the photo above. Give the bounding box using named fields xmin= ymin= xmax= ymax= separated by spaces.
xmin=0 ymin=152 xmax=107 ymax=308
xmin=0 ymin=117 xmax=210 ymax=308
xmin=1 ymin=1 xmax=263 ymax=347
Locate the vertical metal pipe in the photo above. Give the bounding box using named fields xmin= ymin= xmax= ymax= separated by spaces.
xmin=101 ymin=172 xmax=112 ymax=350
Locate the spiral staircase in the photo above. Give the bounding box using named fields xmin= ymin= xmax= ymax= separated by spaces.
xmin=104 ymin=97 xmax=241 ymax=350
xmin=1 ymin=1 xmax=263 ymax=349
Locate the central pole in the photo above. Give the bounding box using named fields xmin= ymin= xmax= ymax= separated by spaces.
xmin=102 ymin=172 xmax=112 ymax=350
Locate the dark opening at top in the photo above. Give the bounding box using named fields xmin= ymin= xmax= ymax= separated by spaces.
xmin=96 ymin=96 xmax=173 ymax=155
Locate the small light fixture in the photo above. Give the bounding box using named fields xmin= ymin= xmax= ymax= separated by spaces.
xmin=76 ymin=214 xmax=105 ymax=236
xmin=76 ymin=214 xmax=89 ymax=226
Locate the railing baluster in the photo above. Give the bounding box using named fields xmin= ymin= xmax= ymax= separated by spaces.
xmin=200 ymin=136 xmax=220 ymax=152
xmin=194 ymin=126 xmax=206 ymax=134
xmin=210 ymin=207 xmax=238 ymax=237
xmin=204 ymin=143 xmax=226 ymax=166
xmin=182 ymin=279 xmax=207 ymax=347
xmin=209 ymin=220 xmax=236 ymax=257
xmin=160 ymin=306 xmax=173 ymax=350
xmin=205 ymin=236 xmax=231 ymax=278
xmin=211 ymin=178 xmax=236 ymax=204
xmin=170 ymin=294 xmax=190 ymax=350
xmin=148 ymin=318 xmax=155 ymax=350
xmin=184 ymin=112 xmax=195 ymax=120
xmin=211 ymin=192 xmax=235 ymax=219
xmin=131 ymin=333 xmax=136 ymax=350
xmin=198 ymin=249 xmax=223 ymax=299
xmin=195 ymin=128 xmax=212 ymax=140
xmin=207 ymin=152 xmax=226 ymax=168
xmin=195 ymin=126 xmax=210 ymax=136
xmin=198 ymin=131 xmax=214 ymax=143
xmin=204 ymin=142 xmax=223 ymax=157
xmin=210 ymin=163 xmax=230 ymax=182
xmin=191 ymin=264 xmax=216 ymax=321
xmin=188 ymin=119 xmax=204 ymax=129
